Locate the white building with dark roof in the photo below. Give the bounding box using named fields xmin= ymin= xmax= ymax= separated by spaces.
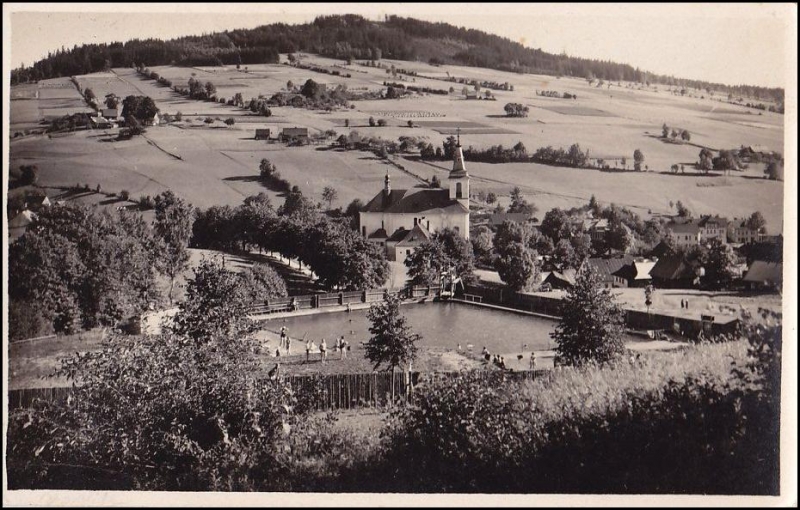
xmin=359 ymin=135 xmax=470 ymax=260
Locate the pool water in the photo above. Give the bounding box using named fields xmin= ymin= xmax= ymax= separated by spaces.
xmin=261 ymin=302 xmax=596 ymax=356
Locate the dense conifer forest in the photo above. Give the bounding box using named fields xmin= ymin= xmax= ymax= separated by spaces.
xmin=11 ymin=15 xmax=783 ymax=106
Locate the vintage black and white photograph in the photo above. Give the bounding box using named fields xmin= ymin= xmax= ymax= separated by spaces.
xmin=3 ymin=2 xmax=796 ymax=506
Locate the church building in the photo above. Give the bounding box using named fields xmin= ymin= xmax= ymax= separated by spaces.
xmin=359 ymin=135 xmax=470 ymax=261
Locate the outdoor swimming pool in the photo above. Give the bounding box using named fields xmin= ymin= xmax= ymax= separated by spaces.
xmin=261 ymin=302 xmax=636 ymax=356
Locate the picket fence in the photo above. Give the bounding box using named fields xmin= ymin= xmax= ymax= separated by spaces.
xmin=9 ymin=369 xmax=549 ymax=412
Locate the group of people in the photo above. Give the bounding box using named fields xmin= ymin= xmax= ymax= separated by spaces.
xmin=480 ymin=346 xmax=537 ymax=370
xmin=305 ymin=336 xmax=349 ymax=364
xmin=680 ymin=299 xmax=691 ymax=310
xmin=481 ymin=346 xmax=507 ymax=370
xmin=271 ymin=326 xmax=351 ymax=364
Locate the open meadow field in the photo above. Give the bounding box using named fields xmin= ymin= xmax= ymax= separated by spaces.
xmin=9 ymin=55 xmax=785 ymax=232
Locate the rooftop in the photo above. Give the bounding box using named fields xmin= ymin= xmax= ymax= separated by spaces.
xmin=362 ymin=187 xmax=469 ymax=215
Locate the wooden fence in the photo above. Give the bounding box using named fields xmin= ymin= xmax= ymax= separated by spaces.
xmin=9 ymin=369 xmax=548 ymax=412
xmin=9 ymin=386 xmax=73 ymax=410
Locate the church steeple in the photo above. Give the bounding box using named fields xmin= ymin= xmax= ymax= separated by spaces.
xmin=448 ymin=127 xmax=469 ymax=207
xmin=449 ymin=127 xmax=468 ymax=178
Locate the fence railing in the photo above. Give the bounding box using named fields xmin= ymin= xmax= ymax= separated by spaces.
xmin=248 ymin=285 xmax=440 ymax=315
xmin=462 ymin=283 xmax=740 ymax=337
xmin=9 ymin=369 xmax=548 ymax=412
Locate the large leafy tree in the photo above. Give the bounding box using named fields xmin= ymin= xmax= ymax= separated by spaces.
xmin=121 ymin=95 xmax=159 ymax=121
xmin=552 ymin=266 xmax=626 ymax=366
xmin=540 ymin=208 xmax=574 ymax=244
xmin=191 ymin=205 xmax=237 ymax=251
xmin=365 ymin=293 xmax=420 ymax=374
xmin=495 ymin=241 xmax=538 ymax=291
xmin=8 ymin=230 xmax=84 ymax=336
xmin=153 ymin=191 xmax=194 ymax=303
xmin=745 ymin=211 xmax=767 ymax=233
xmin=8 ymin=204 xmax=160 ymax=336
xmin=305 ymin=219 xmax=389 ymax=290
xmin=700 ymin=238 xmax=738 ymax=290
xmin=171 ymin=259 xmax=254 ymax=343
xmin=508 ymin=186 xmax=537 ymax=215
xmin=405 ymin=228 xmax=476 ymax=286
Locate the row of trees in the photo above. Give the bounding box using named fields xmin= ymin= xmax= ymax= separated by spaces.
xmin=192 ymin=188 xmax=389 ymax=291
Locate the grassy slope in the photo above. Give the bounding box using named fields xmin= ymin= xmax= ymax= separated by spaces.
xmin=9 ymin=55 xmax=784 ymax=231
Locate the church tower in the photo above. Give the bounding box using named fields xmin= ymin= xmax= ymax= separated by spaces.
xmin=448 ymin=129 xmax=470 ymax=209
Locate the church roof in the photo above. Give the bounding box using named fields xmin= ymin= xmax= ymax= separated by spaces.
xmin=362 ymin=188 xmax=469 ymax=215
xmin=387 ymin=224 xmax=432 ymax=246
xmin=368 ymin=228 xmax=388 ymax=239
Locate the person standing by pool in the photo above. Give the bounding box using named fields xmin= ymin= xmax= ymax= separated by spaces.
xmin=280 ymin=327 xmax=288 ymax=350
xmin=285 ymin=335 xmax=291 ymax=355
xmin=306 ymin=339 xmax=313 ymax=363
xmin=320 ymin=338 xmax=328 ymax=363
xmin=529 ymin=351 xmax=536 ymax=370
xmin=340 ymin=337 xmax=348 ymax=359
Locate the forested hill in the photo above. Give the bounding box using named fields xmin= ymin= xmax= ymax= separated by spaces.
xmin=11 ymin=14 xmax=783 ymax=103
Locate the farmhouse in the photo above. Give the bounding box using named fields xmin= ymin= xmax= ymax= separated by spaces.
xmin=581 ymin=256 xmax=634 ymax=288
xmin=255 ymin=129 xmax=271 ymax=140
xmin=541 ymin=268 xmax=577 ymax=290
xmin=145 ymin=113 xmax=160 ymax=126
xmin=649 ymin=254 xmax=700 ymax=288
xmin=741 ymin=260 xmax=782 ymax=291
xmin=360 ymin=135 xmax=471 ymax=261
xmin=102 ymin=108 xmax=121 ymax=120
xmin=280 ymin=127 xmax=309 ymax=142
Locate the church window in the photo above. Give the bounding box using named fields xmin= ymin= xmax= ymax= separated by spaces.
xmin=456 ymin=182 xmax=463 ymax=198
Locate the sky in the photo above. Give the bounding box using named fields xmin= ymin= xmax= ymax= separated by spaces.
xmin=4 ymin=3 xmax=797 ymax=89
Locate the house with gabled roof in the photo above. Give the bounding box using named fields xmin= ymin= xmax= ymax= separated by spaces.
xmin=360 ymin=132 xmax=470 ymax=260
xmin=666 ymin=219 xmax=702 ymax=248
xmin=742 ymin=261 xmax=782 ymax=291
xmin=649 ymin=254 xmax=701 ymax=288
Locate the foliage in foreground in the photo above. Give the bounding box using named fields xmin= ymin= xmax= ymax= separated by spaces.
xmin=7 ymin=315 xmax=782 ymax=493
xmin=376 ymin=317 xmax=781 ymax=494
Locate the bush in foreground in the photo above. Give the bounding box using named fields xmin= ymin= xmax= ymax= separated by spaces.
xmin=377 ymin=320 xmax=780 ymax=494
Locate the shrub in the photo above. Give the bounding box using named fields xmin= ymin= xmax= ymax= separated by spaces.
xmin=119 ymin=190 xmax=130 ymax=201
xmin=380 ymin=335 xmax=778 ymax=494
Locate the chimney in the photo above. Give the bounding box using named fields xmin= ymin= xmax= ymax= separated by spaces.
xmin=384 ymin=171 xmax=391 ymax=195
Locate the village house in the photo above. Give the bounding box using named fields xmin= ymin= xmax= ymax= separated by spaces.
xmin=102 ymin=107 xmax=121 ymax=120
xmin=729 ymin=217 xmax=767 ymax=244
xmin=255 ymin=128 xmax=271 ymax=140
xmin=666 ymin=215 xmax=729 ymax=248
xmin=741 ymin=260 xmax=783 ymax=291
xmin=697 ymin=215 xmax=728 ymax=244
xmin=280 ymin=127 xmax=309 ymax=142
xmin=649 ymin=254 xmax=701 ymax=288
xmin=359 ymin=134 xmax=470 ymax=261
